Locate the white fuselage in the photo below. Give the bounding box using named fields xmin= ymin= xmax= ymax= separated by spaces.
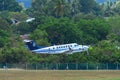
xmin=32 ymin=43 xmax=89 ymax=54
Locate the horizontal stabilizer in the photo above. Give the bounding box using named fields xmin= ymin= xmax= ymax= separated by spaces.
xmin=24 ymin=40 xmax=46 ymax=50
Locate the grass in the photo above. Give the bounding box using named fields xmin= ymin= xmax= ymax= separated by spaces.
xmin=0 ymin=69 xmax=120 ymax=80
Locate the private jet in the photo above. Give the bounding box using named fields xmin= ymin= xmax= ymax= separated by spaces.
xmin=24 ymin=39 xmax=89 ymax=54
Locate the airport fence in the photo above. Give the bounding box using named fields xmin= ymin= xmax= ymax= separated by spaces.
xmin=0 ymin=63 xmax=120 ymax=70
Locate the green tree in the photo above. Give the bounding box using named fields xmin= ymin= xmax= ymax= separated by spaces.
xmin=0 ymin=0 xmax=22 ymax=12
xmin=30 ymin=29 xmax=50 ymax=46
xmin=0 ymin=17 xmax=10 ymax=31
xmin=9 ymin=12 xmax=28 ymax=22
xmin=31 ymin=0 xmax=48 ymax=17
xmin=73 ymin=13 xmax=98 ymax=22
xmin=108 ymin=16 xmax=120 ymax=36
xmin=113 ymin=1 xmax=120 ymax=15
xmin=80 ymin=0 xmax=100 ymax=14
xmin=76 ymin=19 xmax=110 ymax=44
xmin=0 ymin=30 xmax=10 ymax=48
xmin=30 ymin=0 xmax=102 ymax=18
xmin=91 ymin=40 xmax=120 ymax=63
xmin=31 ymin=0 xmax=67 ymax=17
xmin=0 ymin=38 xmax=32 ymax=63
xmin=38 ymin=17 xmax=82 ymax=44
xmin=68 ymin=0 xmax=81 ymax=17
xmin=1 ymin=47 xmax=31 ymax=63
xmin=53 ymin=0 xmax=66 ymax=17
xmin=14 ymin=22 xmax=31 ymax=34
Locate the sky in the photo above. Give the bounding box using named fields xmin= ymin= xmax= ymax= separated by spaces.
xmin=96 ymin=0 xmax=117 ymax=3
xmin=16 ymin=0 xmax=32 ymax=8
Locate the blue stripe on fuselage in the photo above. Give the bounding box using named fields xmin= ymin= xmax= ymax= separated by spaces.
xmin=32 ymin=48 xmax=68 ymax=53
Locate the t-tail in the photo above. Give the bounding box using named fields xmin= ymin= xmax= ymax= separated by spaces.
xmin=24 ymin=40 xmax=45 ymax=50
xmin=23 ymin=40 xmax=40 ymax=50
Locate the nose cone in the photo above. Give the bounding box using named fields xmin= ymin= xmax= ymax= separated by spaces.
xmin=83 ymin=45 xmax=89 ymax=50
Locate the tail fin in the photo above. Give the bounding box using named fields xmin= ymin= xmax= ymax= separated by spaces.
xmin=23 ymin=40 xmax=39 ymax=50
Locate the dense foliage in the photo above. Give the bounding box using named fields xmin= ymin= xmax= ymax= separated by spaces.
xmin=0 ymin=0 xmax=120 ymax=64
xmin=0 ymin=0 xmax=22 ymax=12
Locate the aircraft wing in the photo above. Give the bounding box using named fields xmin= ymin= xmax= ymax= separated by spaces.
xmin=62 ymin=47 xmax=73 ymax=54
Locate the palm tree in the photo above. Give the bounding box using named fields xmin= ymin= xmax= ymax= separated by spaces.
xmin=54 ymin=0 xmax=65 ymax=17
xmin=70 ymin=0 xmax=81 ymax=16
